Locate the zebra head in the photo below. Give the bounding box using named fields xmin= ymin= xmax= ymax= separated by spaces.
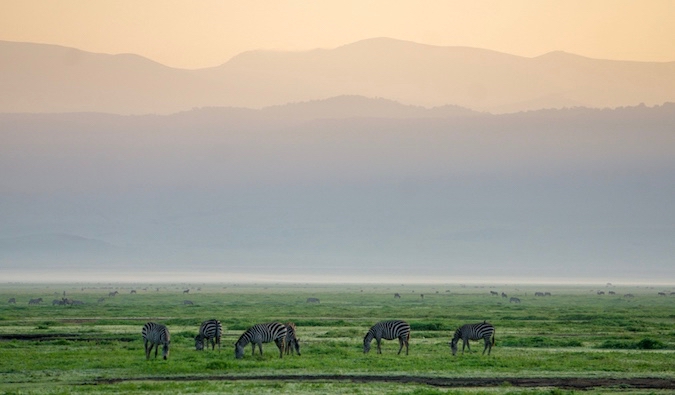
xmin=195 ymin=334 xmax=204 ymax=351
xmin=363 ymin=333 xmax=373 ymax=354
xmin=162 ymin=341 xmax=170 ymax=360
xmin=449 ymin=339 xmax=459 ymax=356
xmin=293 ymin=338 xmax=301 ymax=356
xmin=234 ymin=342 xmax=245 ymax=359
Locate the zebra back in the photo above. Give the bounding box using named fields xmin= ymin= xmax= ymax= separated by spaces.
xmin=142 ymin=322 xmax=171 ymax=360
xmin=195 ymin=319 xmax=223 ymax=351
xmin=235 ymin=322 xmax=287 ymax=359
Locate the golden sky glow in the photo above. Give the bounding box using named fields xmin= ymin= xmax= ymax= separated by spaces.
xmin=1 ymin=0 xmax=674 ymax=69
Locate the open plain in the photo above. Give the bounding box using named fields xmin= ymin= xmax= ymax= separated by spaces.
xmin=1 ymin=282 xmax=674 ymax=394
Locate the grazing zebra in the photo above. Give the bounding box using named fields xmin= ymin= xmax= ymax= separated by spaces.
xmin=108 ymin=291 xmax=118 ymax=297
xmin=490 ymin=291 xmax=499 ymax=296
xmin=394 ymin=293 xmax=401 ymax=298
xmin=234 ymin=322 xmax=287 ymax=359
xmin=509 ymin=297 xmax=521 ymax=304
xmin=8 ymin=297 xmax=16 ymax=304
xmin=142 ymin=322 xmax=170 ymax=360
xmin=195 ymin=319 xmax=223 ymax=351
xmin=284 ymin=322 xmax=301 ymax=356
xmin=28 ymin=298 xmax=43 ymax=305
xmin=363 ymin=320 xmax=411 ymax=355
xmin=52 ymin=299 xmax=65 ymax=305
xmin=534 ymin=292 xmax=545 ymax=297
xmin=183 ymin=300 xmax=194 ymax=305
xmin=501 ymin=292 xmax=507 ymax=298
xmin=449 ymin=321 xmax=495 ymax=356
xmin=306 ymin=297 xmax=320 ymax=304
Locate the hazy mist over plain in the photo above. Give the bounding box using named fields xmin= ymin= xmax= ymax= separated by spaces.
xmin=2 ymin=1 xmax=675 ymax=284
xmin=2 ymin=101 xmax=674 ymax=284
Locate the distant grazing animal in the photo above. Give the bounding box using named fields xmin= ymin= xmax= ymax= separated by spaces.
xmin=28 ymin=298 xmax=43 ymax=305
xmin=597 ymin=291 xmax=605 ymax=295
xmin=544 ymin=292 xmax=551 ymax=296
xmin=142 ymin=322 xmax=170 ymax=360
xmin=490 ymin=291 xmax=499 ymax=296
xmin=108 ymin=291 xmax=118 ymax=297
xmin=130 ymin=290 xmax=136 ymax=294
xmin=195 ymin=319 xmax=223 ymax=351
xmin=306 ymin=297 xmax=320 ymax=304
xmin=71 ymin=300 xmax=84 ymax=305
xmin=183 ymin=289 xmax=190 ymax=294
xmin=8 ymin=298 xmax=16 ymax=304
xmin=624 ymin=293 xmax=635 ymax=298
xmin=394 ymin=293 xmax=401 ymax=299
xmin=450 ymin=321 xmax=495 ymax=356
xmin=183 ymin=300 xmax=194 ymax=305
xmin=420 ymin=294 xmax=424 ymax=299
xmin=658 ymin=292 xmax=666 ymax=296
xmin=284 ymin=322 xmax=301 ymax=356
xmin=509 ymin=297 xmax=521 ymax=304
xmin=501 ymin=292 xmax=507 ymax=298
xmin=608 ymin=291 xmax=616 ymax=295
xmin=363 ymin=320 xmax=410 ymax=355
xmin=534 ymin=292 xmax=544 ymax=297
xmin=52 ymin=299 xmax=65 ymax=305
xmin=97 ymin=298 xmax=105 ymax=303
xmin=234 ymin=322 xmax=287 ymax=359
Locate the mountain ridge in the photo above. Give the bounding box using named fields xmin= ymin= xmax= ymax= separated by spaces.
xmin=2 ymin=38 xmax=674 ymax=114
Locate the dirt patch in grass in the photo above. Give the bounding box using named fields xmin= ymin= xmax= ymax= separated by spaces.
xmin=0 ymin=333 xmax=136 ymax=342
xmin=92 ymin=375 xmax=675 ymax=390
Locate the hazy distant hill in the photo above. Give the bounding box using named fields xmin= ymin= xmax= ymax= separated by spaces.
xmin=2 ymin=38 xmax=674 ymax=114
xmin=1 ymin=103 xmax=674 ymax=280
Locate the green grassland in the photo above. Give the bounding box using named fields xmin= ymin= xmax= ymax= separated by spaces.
xmin=1 ymin=282 xmax=674 ymax=394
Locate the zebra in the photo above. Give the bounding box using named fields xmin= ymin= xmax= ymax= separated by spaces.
xmin=183 ymin=300 xmax=194 ymax=305
xmin=306 ymin=297 xmax=320 ymax=304
xmin=509 ymin=297 xmax=521 ymax=304
xmin=284 ymin=322 xmax=301 ymax=356
xmin=28 ymin=298 xmax=43 ymax=305
xmin=534 ymin=292 xmax=545 ymax=297
xmin=195 ymin=319 xmax=223 ymax=351
xmin=142 ymin=322 xmax=171 ymax=360
xmin=8 ymin=297 xmax=16 ymax=304
xmin=363 ymin=320 xmax=410 ymax=355
xmin=449 ymin=321 xmax=495 ymax=356
xmin=234 ymin=322 xmax=287 ymax=359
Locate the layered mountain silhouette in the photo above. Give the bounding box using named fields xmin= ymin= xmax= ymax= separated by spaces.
xmin=2 ymin=38 xmax=674 ymax=114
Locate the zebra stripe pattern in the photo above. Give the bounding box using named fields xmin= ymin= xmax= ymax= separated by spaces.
xmin=142 ymin=322 xmax=171 ymax=360
xmin=449 ymin=321 xmax=495 ymax=356
xmin=195 ymin=319 xmax=223 ymax=351
xmin=284 ymin=322 xmax=301 ymax=356
xmin=234 ymin=322 xmax=287 ymax=359
xmin=363 ymin=320 xmax=410 ymax=355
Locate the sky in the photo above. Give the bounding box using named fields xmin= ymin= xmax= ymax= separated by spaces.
xmin=1 ymin=0 xmax=674 ymax=69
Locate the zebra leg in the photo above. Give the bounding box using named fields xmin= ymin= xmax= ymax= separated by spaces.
xmin=397 ymin=337 xmax=404 ymax=355
xmin=376 ymin=337 xmax=382 ymax=354
xmin=144 ymin=340 xmax=151 ymax=360
xmin=154 ymin=343 xmax=159 ymax=359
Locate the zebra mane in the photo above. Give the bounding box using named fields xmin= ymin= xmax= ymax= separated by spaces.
xmin=235 ymin=331 xmax=251 ymax=347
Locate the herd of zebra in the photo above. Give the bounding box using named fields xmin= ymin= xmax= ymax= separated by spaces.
xmin=141 ymin=319 xmax=495 ymax=360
